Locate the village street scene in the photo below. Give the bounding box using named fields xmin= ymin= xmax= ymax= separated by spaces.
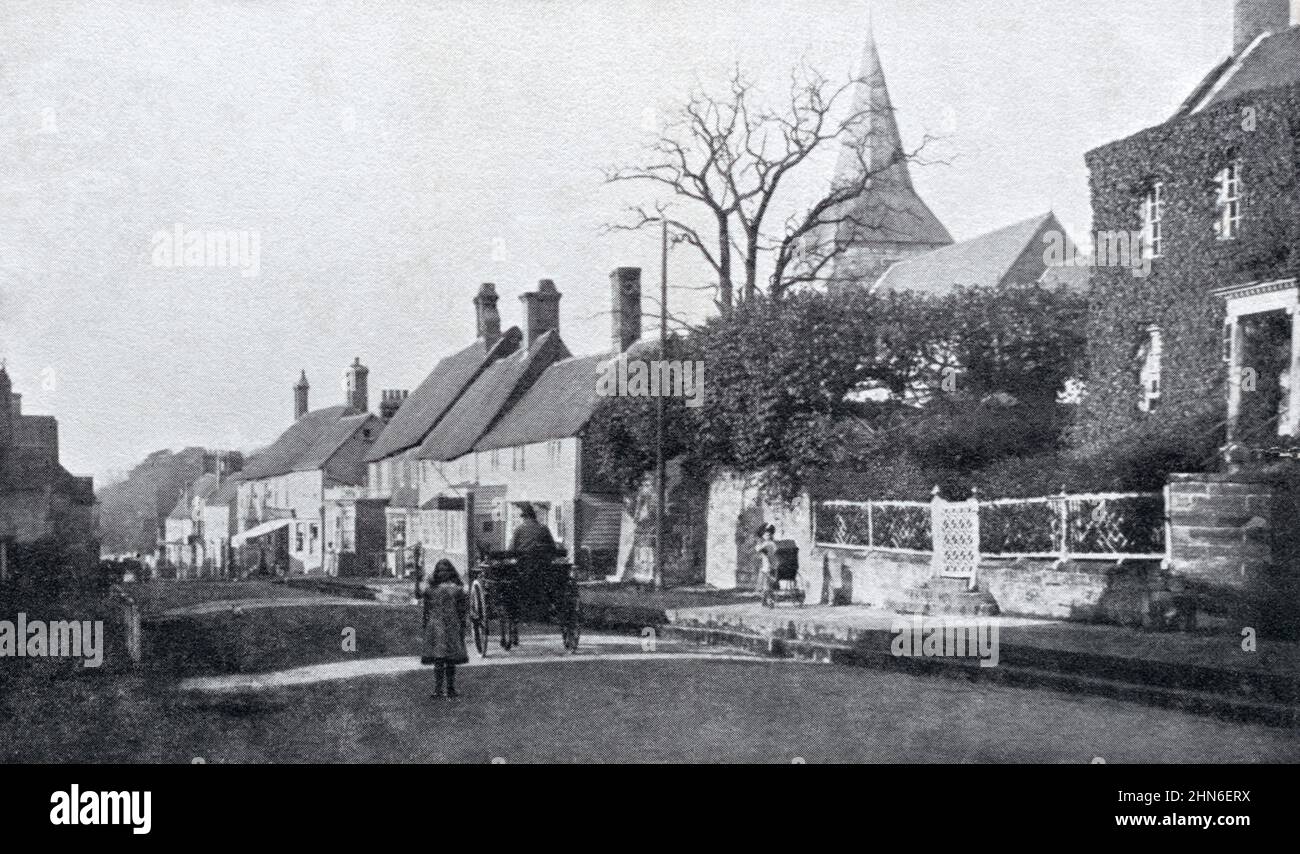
xmin=1 ymin=0 xmax=1298 ymax=768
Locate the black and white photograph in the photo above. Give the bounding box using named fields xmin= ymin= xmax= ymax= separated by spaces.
xmin=0 ymin=0 xmax=1295 ymax=821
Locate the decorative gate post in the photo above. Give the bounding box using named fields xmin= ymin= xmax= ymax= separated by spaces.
xmin=931 ymin=486 xmax=981 ymax=592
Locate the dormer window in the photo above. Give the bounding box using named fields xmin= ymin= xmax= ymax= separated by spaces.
xmin=1138 ymin=324 xmax=1163 ymax=412
xmin=1214 ymin=160 xmax=1242 ymax=240
xmin=1141 ymin=183 xmax=1164 ymax=260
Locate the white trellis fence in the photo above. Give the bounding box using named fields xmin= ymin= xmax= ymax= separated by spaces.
xmin=814 ymin=487 xmax=1172 ymax=591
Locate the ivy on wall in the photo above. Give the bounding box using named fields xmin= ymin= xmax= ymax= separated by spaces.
xmin=1074 ymin=83 xmax=1300 ymax=469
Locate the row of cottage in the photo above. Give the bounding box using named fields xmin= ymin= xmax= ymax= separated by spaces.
xmin=163 ymin=1 xmax=1300 ymax=606
xmin=161 ymin=271 xmax=644 ymax=581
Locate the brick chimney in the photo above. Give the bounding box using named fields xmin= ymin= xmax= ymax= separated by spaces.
xmin=519 ymin=279 xmax=561 ymax=348
xmin=345 ymin=357 xmax=369 ymax=412
xmin=610 ymin=267 xmax=642 ymax=353
xmin=1234 ymin=0 xmax=1291 ymax=53
xmin=379 ymin=389 xmax=408 ymax=421
xmin=294 ymin=370 xmax=310 ymax=420
xmin=0 ymin=363 xmax=11 ymax=449
xmin=474 ymin=283 xmax=502 ymax=347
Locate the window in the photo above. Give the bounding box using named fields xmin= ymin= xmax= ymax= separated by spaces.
xmin=553 ymin=503 xmax=565 ymax=545
xmin=1138 ymin=324 xmax=1163 ymax=412
xmin=490 ymin=449 xmax=500 ymax=471
xmin=1215 ymin=160 xmax=1241 ymax=240
xmin=1141 ymin=183 xmax=1163 ymax=260
xmin=295 ymin=523 xmax=305 ymax=552
xmin=548 ymin=440 xmax=562 ymax=466
xmin=512 ymin=446 xmax=526 ymax=472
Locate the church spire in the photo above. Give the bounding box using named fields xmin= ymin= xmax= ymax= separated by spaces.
xmin=834 ymin=15 xmax=913 ymax=191
xmin=827 ymin=12 xmax=952 ymax=285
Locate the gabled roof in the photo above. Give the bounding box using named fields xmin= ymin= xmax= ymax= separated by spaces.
xmin=873 ymin=213 xmax=1076 ymax=296
xmin=294 ymin=413 xmax=379 ymax=473
xmin=417 ymin=331 xmax=571 ymax=462
xmin=206 ymin=476 xmax=242 ymax=506
xmin=1177 ymin=26 xmax=1300 ymax=118
xmin=830 ymin=23 xmax=952 ymax=249
xmin=475 ymin=352 xmax=609 ymax=452
xmin=365 ymin=329 xmax=522 ymax=462
xmin=240 ymin=405 xmax=360 ymax=480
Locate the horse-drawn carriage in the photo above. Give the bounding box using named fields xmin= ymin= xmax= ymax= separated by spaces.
xmin=467 ymin=546 xmax=581 ymax=656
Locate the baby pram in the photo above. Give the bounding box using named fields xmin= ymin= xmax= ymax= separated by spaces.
xmin=761 ymin=539 xmax=806 ymax=608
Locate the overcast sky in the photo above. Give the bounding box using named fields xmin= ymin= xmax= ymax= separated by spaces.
xmin=0 ymin=0 xmax=1259 ymax=483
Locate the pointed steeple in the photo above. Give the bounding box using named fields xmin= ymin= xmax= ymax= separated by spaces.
xmin=833 ymin=12 xmax=910 ymax=186
xmin=827 ymin=13 xmax=952 ymax=286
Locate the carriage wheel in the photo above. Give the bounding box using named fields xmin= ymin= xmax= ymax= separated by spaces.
xmin=561 ymin=598 xmax=581 ymax=652
xmin=470 ymin=579 xmax=489 ymax=658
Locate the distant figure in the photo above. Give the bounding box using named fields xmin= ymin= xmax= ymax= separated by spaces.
xmin=411 ymin=542 xmax=424 ymax=598
xmin=421 ymin=559 xmax=469 ymax=698
xmin=754 ymin=525 xmax=777 ymax=593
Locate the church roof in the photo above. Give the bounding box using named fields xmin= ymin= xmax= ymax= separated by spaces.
xmin=830 ymin=23 xmax=952 ymax=250
xmin=874 ymin=213 xmax=1084 ymax=296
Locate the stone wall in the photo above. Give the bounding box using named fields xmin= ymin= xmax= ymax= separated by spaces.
xmin=1168 ymin=471 xmax=1300 ymax=636
xmin=705 ymin=470 xmax=811 ymax=590
xmin=811 ymin=545 xmax=1161 ymax=625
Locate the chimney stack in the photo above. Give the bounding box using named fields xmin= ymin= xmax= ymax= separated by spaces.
xmin=474 ymin=283 xmax=502 ymax=347
xmin=346 ymin=357 xmax=369 ymax=412
xmin=1234 ymin=0 xmax=1291 ymax=54
xmin=380 ymin=389 xmax=409 ymax=421
xmin=294 ymin=370 xmax=310 ymax=420
xmin=610 ymin=267 xmax=643 ymax=353
xmin=0 ymin=363 xmax=12 ymax=449
xmin=519 ymin=279 xmax=561 ymax=348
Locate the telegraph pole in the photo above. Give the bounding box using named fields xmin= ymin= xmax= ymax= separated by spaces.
xmin=654 ymin=218 xmax=667 ymax=591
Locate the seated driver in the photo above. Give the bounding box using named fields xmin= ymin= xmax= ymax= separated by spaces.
xmin=509 ymin=503 xmax=558 ymax=619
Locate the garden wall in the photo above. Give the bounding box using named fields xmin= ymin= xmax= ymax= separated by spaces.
xmin=811 ymin=545 xmax=1161 ymax=625
xmin=705 ymin=470 xmax=812 ymax=590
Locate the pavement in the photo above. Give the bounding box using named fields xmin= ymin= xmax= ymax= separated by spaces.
xmin=663 ymin=602 xmax=1300 ymax=726
xmin=152 ymin=596 xmax=400 ymax=619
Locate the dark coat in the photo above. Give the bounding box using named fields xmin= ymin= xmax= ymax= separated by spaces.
xmin=421 ymin=581 xmax=469 ymax=664
xmin=509 ymin=518 xmax=556 ymax=556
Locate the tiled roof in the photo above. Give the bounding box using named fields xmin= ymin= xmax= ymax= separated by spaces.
xmin=240 ymin=405 xmax=360 ymax=480
xmin=1178 ymin=26 xmax=1300 ymax=117
xmin=475 ymin=352 xmax=609 ymax=451
xmin=192 ymin=473 xmax=220 ymax=501
xmin=417 ymin=331 xmax=570 ymax=462
xmin=365 ymin=330 xmax=522 ymax=462
xmin=294 ymin=413 xmax=378 ymax=473
xmin=167 ymin=494 xmax=190 ymax=520
xmin=206 ymin=477 xmax=242 ymax=506
xmin=874 ymin=213 xmax=1069 ymax=296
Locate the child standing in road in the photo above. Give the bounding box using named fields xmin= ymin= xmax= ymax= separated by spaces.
xmin=421 ymin=559 xmax=469 ymax=698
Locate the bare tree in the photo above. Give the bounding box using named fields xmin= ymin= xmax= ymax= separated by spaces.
xmin=605 ymin=64 xmax=938 ymax=310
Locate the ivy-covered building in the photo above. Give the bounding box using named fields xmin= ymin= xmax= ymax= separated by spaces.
xmin=1078 ymin=0 xmax=1300 ymax=462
